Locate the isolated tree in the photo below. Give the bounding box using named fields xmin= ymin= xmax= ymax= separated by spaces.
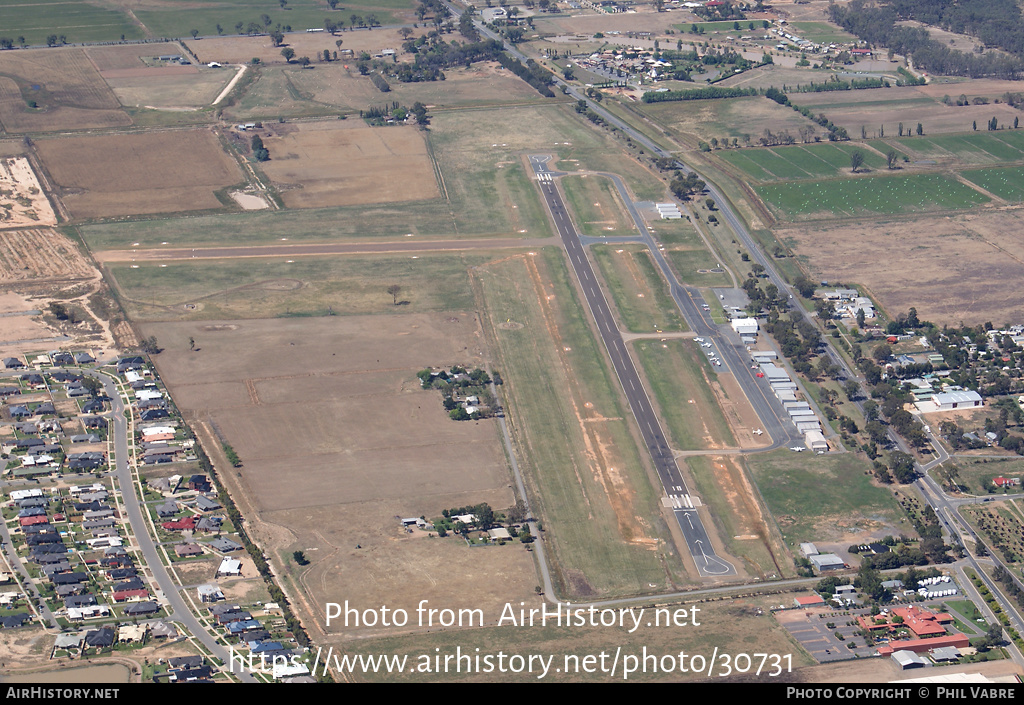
xmin=850 ymin=148 xmax=865 ymax=173
xmin=325 ymin=18 xmax=337 ymax=34
xmin=327 ymin=0 xmax=339 ymax=8
xmin=387 ymin=284 xmax=402 ymax=305
xmin=916 ymin=122 xmax=923 ymax=135
xmin=139 ymin=336 xmax=160 ymax=355
xmin=188 ymin=337 xmax=195 ymax=351
xmin=335 ymin=38 xmax=344 ymax=49
xmin=82 ymin=376 xmax=103 ymax=397
xmin=280 ymin=0 xmax=288 ymax=9
xmin=886 ymin=149 xmax=898 ymax=170
xmin=251 ymin=134 xmax=270 ymax=161
xmin=17 ymin=36 xmax=25 ymax=48
xmin=49 ymin=302 xmax=69 ymax=320
xmin=216 ymin=24 xmax=224 ymax=35
xmin=46 ymin=35 xmax=58 ymax=47
xmin=281 ymin=46 xmax=295 ymax=62
xmin=298 ymin=55 xmax=311 ymax=67
xmin=270 ymin=30 xmax=285 ymax=46
xmin=190 ymin=29 xmax=199 ymax=39
xmin=261 ymin=14 xmax=272 ymax=27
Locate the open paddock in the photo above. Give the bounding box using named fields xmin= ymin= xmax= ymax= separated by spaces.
xmin=85 ymin=43 xmax=187 ymax=72
xmin=141 ymin=311 xmax=532 ymax=637
xmin=893 ymin=132 xmax=1024 ymax=166
xmin=104 ymin=69 xmax=235 ymax=110
xmin=106 ymin=251 xmax=484 ymax=321
xmin=185 ymin=24 xmax=421 ymax=66
xmin=775 ymin=209 xmax=1024 ymax=325
xmin=634 ymin=96 xmax=820 ymax=148
xmin=746 ymin=450 xmax=904 ymax=545
xmin=0 ymin=48 xmax=130 ymax=133
xmin=718 ymin=141 xmax=891 ymax=181
xmin=257 ymin=121 xmax=438 ymax=209
xmin=756 ymin=172 xmax=989 ymax=220
xmin=796 ymin=87 xmax=1023 ymax=137
xmin=34 ymin=129 xmax=243 ymax=219
xmin=1 ymin=0 xmax=142 ymax=46
xmin=0 ymin=158 xmax=56 ymax=229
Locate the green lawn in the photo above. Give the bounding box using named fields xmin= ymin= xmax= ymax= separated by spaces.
xmin=789 ymin=21 xmax=856 ymax=45
xmin=898 ymin=132 xmax=1024 ymax=165
xmin=756 ymin=173 xmax=989 ymax=219
xmin=665 ymin=248 xmax=731 ymax=287
xmin=746 ymin=450 xmax=904 ymax=544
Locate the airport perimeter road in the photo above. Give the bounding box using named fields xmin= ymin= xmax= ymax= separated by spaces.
xmin=530 ymin=155 xmax=734 ymax=578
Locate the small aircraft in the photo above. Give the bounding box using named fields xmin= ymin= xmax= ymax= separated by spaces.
xmin=789 ymin=446 xmax=806 ymax=452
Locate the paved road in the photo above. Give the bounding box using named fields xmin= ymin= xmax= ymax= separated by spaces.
xmin=94 ymin=370 xmax=258 ymax=682
xmin=530 ymin=155 xmax=734 ymax=578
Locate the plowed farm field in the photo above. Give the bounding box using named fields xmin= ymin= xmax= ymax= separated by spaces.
xmin=34 ymin=130 xmax=243 ymax=219
xmin=0 ymin=228 xmax=95 ymax=282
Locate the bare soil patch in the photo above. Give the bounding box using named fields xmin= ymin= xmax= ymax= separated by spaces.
xmin=141 ymin=314 xmax=533 ymax=637
xmin=257 ymin=121 xmax=438 ymax=209
xmin=777 ymin=210 xmax=1024 ymax=325
xmin=0 ymin=158 xmax=56 ymax=229
xmin=0 ymin=228 xmax=95 ymax=282
xmin=34 ymin=129 xmax=243 ymax=219
xmin=0 ymin=47 xmax=130 ymax=133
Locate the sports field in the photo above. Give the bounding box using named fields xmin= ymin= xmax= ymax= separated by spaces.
xmin=756 ymin=172 xmax=989 ymax=219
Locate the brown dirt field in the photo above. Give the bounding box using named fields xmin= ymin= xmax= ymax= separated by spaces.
xmin=257 ymin=121 xmax=438 ymax=209
xmin=34 ymin=129 xmax=243 ymax=219
xmin=0 ymin=228 xmax=95 ymax=282
xmin=533 ymin=9 xmax=673 ymax=36
xmin=798 ymin=86 xmax=1023 ymax=136
xmin=140 ymin=313 xmax=535 ymax=639
xmin=185 ymin=28 xmax=425 ymax=66
xmin=914 ymin=78 xmax=1024 ymax=101
xmin=0 ymin=158 xmax=56 ymax=229
xmin=776 ymin=209 xmax=1024 ymax=325
xmin=85 ymin=42 xmax=185 ymax=71
xmin=0 ymin=47 xmax=130 ymax=133
xmin=99 ymin=66 xmax=199 ymax=79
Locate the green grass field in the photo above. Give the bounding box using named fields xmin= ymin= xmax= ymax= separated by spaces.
xmin=895 ymin=131 xmax=1024 ymax=165
xmin=632 ymin=339 xmax=734 ymax=450
xmin=719 ymin=142 xmax=891 ymax=181
xmin=0 ymin=0 xmax=144 ymax=45
xmin=789 ymin=21 xmax=856 ymax=45
xmin=746 ymin=450 xmax=904 ymax=545
xmin=107 ymin=252 xmax=485 ymax=321
xmin=756 ymin=173 xmax=989 ymax=219
xmin=960 ymin=166 xmax=1024 ymax=202
xmin=561 ymin=175 xmax=634 ymax=237
xmin=665 ymin=248 xmax=731 ymax=287
xmin=479 ymin=248 xmax=685 ymax=596
xmin=135 ymin=0 xmax=410 ymax=40
xmin=591 ymin=245 xmax=686 ymax=333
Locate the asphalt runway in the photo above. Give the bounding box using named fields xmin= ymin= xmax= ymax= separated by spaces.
xmin=529 ymin=155 xmax=735 ymax=578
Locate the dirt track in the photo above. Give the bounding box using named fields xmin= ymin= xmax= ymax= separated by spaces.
xmin=92 ymin=236 xmax=560 ymax=262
